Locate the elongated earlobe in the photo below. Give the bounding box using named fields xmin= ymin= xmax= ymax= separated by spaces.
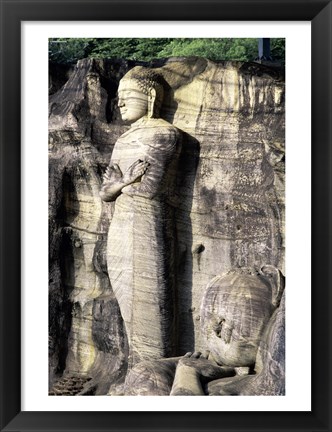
xmin=260 ymin=265 xmax=285 ymax=308
xmin=148 ymin=88 xmax=157 ymax=118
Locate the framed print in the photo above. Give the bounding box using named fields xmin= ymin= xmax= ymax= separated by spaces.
xmin=1 ymin=0 xmax=331 ymax=431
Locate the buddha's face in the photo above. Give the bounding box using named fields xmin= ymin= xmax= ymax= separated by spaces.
xmin=202 ymin=274 xmax=274 ymax=367
xmin=117 ymin=79 xmax=149 ymax=123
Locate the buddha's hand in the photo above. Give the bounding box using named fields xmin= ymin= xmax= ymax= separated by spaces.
xmin=103 ymin=163 xmax=123 ymax=183
xmin=170 ymin=352 xmax=235 ymax=396
xmin=122 ymin=159 xmax=150 ymax=185
xmin=178 ymin=352 xmax=235 ymax=381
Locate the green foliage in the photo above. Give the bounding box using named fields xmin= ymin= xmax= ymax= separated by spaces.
xmin=158 ymin=38 xmax=259 ymax=61
xmin=49 ymin=38 xmax=94 ymax=64
xmin=49 ymin=37 xmax=285 ymax=64
xmin=134 ymin=38 xmax=172 ymax=60
xmin=271 ymin=38 xmax=285 ymax=62
xmin=88 ymin=38 xmax=139 ymax=60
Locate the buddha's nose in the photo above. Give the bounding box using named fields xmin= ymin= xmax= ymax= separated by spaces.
xmin=118 ymin=98 xmax=125 ymax=107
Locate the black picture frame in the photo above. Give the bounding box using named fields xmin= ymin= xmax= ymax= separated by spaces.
xmin=1 ymin=0 xmax=331 ymax=431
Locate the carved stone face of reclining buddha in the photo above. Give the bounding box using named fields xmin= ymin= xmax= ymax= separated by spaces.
xmin=201 ymin=269 xmax=277 ymax=367
xmin=117 ymin=79 xmax=149 ymax=123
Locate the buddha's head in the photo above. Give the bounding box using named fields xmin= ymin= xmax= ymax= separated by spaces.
xmin=200 ymin=266 xmax=284 ymax=367
xmin=118 ymin=66 xmax=165 ymax=123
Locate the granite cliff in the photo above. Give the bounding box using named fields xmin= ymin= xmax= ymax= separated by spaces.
xmin=48 ymin=57 xmax=285 ymax=395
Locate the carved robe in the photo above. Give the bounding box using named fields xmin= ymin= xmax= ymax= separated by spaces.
xmin=107 ymin=117 xmax=181 ymax=366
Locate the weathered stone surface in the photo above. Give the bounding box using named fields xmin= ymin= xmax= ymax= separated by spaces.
xmin=49 ymin=56 xmax=284 ymax=395
xmin=121 ymin=358 xmax=178 ymax=396
xmin=118 ymin=267 xmax=284 ymax=396
xmin=49 ymin=374 xmax=93 ymax=396
xmin=48 ymin=140 xmax=128 ymax=391
xmin=159 ymin=60 xmax=285 ymax=352
xmin=200 ymin=266 xmax=284 ymax=367
xmin=207 ymin=289 xmax=285 ymax=395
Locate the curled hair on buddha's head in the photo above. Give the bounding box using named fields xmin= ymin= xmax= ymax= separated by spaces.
xmin=120 ymin=66 xmax=165 ymax=118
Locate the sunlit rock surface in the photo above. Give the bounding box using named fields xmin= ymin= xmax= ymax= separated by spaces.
xmin=48 ymin=57 xmax=284 ymax=394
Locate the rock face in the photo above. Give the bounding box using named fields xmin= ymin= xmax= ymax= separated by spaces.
xmin=48 ymin=57 xmax=285 ymax=394
xmin=207 ymin=289 xmax=285 ymax=396
xmin=200 ymin=266 xmax=284 ymax=368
